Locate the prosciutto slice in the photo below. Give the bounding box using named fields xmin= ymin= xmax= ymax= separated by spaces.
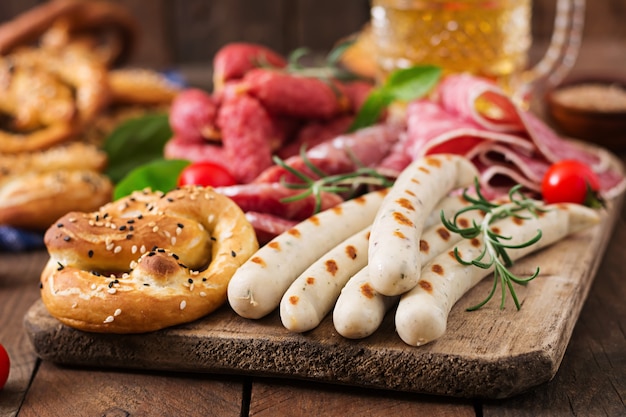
xmin=254 ymin=123 xmax=403 ymax=184
xmin=406 ymin=73 xmax=625 ymax=199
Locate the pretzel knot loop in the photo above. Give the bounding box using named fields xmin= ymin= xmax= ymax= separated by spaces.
xmin=40 ymin=185 xmax=259 ymax=333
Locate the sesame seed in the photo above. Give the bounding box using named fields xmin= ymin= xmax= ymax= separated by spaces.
xmin=190 ymin=284 xmax=195 ymax=291
xmin=107 ymin=288 xmax=117 ymax=294
xmin=179 ymin=300 xmax=187 ymax=310
xmin=114 ymin=246 xmax=122 ymax=254
xmin=106 ymin=243 xmax=114 ymax=251
xmin=200 ymin=292 xmax=206 ymax=297
xmin=91 ymin=284 xmax=97 ymax=290
xmin=171 ymin=237 xmax=177 ymax=245
xmin=131 ymin=245 xmax=138 ymax=254
xmin=130 ymin=260 xmax=138 ymax=269
xmin=114 ymin=309 xmax=122 ymax=316
xmin=104 ymin=316 xmax=114 ymax=323
xmin=152 ymin=226 xmax=159 ymax=233
xmin=140 ymin=245 xmax=146 ymax=253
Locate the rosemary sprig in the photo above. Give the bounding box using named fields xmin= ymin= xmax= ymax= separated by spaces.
xmin=441 ymin=179 xmax=547 ymax=311
xmin=273 ymin=147 xmax=394 ymax=213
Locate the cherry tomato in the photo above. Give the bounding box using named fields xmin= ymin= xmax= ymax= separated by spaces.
xmin=541 ymin=160 xmax=601 ymax=206
xmin=0 ymin=343 xmax=9 ymax=390
xmin=177 ymin=161 xmax=237 ymax=188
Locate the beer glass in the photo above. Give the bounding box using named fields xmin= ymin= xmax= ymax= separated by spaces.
xmin=370 ymin=0 xmax=585 ymax=104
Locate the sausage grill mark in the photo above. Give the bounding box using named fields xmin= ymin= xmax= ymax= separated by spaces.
xmin=419 ymin=280 xmax=433 ymax=293
xmin=325 ymin=260 xmax=338 ymax=276
xmin=360 ymin=283 xmax=376 ymax=299
xmin=419 ymin=239 xmax=429 ymax=253
xmin=345 ymin=245 xmax=357 ymax=259
xmin=431 ymin=264 xmax=444 ymax=275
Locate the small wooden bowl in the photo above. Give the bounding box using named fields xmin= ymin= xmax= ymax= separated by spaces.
xmin=546 ymin=77 xmax=626 ymax=151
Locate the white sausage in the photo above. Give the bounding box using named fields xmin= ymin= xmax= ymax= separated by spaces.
xmin=333 ymin=195 xmax=485 ymax=339
xmin=227 ymin=189 xmax=388 ymax=319
xmin=395 ymin=203 xmax=600 ymax=346
xmin=368 ymin=154 xmax=479 ymax=296
xmin=280 ymin=226 xmax=371 ymax=332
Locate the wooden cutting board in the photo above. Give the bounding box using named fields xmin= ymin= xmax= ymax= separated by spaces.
xmin=23 ymin=186 xmax=623 ymax=400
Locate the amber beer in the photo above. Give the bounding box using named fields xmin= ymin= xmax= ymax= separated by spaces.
xmin=370 ymin=0 xmax=532 ymax=91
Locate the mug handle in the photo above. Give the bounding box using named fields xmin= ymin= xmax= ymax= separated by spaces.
xmin=515 ymin=0 xmax=586 ymax=105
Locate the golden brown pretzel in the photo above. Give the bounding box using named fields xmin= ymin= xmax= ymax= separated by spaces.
xmin=40 ymin=186 xmax=259 ymax=333
xmin=0 ymin=43 xmax=111 ymax=152
xmin=0 ymin=0 xmax=138 ymax=67
xmin=0 ymin=142 xmax=113 ymax=229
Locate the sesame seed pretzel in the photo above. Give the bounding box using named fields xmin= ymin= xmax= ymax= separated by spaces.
xmin=40 ymin=185 xmax=259 ymax=333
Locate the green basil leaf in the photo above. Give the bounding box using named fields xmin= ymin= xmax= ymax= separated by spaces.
xmin=113 ymin=159 xmax=190 ymax=200
xmin=103 ymin=113 xmax=172 ymax=183
xmin=348 ymin=89 xmax=393 ymax=132
xmin=385 ymin=65 xmax=442 ymax=101
xmin=348 ymin=65 xmax=442 ymax=132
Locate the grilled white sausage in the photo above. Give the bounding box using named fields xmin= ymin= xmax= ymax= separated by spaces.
xmin=368 ymin=154 xmax=479 ymax=296
xmin=227 ymin=189 xmax=388 ymax=319
xmin=280 ymin=226 xmax=371 ymax=332
xmin=333 ymin=195 xmax=485 ymax=338
xmin=395 ymin=203 xmax=600 ymax=346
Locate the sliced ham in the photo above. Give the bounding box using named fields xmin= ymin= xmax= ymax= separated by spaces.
xmin=406 ymin=73 xmax=625 ymax=199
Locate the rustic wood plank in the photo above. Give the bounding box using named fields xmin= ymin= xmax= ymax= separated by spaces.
xmin=290 ymin=0 xmax=369 ymax=53
xmin=481 ymin=194 xmax=626 ymax=416
xmin=18 ymin=361 xmax=245 ymax=417
xmin=22 ymin=153 xmax=624 ymax=399
xmin=249 ymin=378 xmax=476 ymax=416
xmin=0 ymin=250 xmax=49 ymax=417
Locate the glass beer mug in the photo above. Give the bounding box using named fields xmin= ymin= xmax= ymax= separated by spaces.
xmin=370 ymin=0 xmax=585 ymax=104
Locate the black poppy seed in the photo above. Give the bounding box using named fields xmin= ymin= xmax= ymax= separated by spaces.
xmin=95 ymin=214 xmax=100 ymax=221
xmin=63 ymin=236 xmax=71 ymax=242
xmin=157 ymin=248 xmax=165 ymax=253
xmin=126 ymin=234 xmax=133 ymax=239
xmin=202 ymin=277 xmax=207 ymax=282
xmin=210 ymin=236 xmax=216 ymax=241
xmin=39 ymin=282 xmax=43 ymax=289
xmin=167 ymin=198 xmax=174 ymax=202
xmin=148 ymin=252 xmax=156 ymax=257
xmin=57 ymin=262 xmax=64 ymax=270
xmin=172 ymin=253 xmax=179 ymax=260
xmin=108 ymin=281 xmax=115 ymax=288
xmin=129 ymin=226 xmax=134 ymax=231
xmin=178 ymin=263 xmax=187 ymax=269
xmin=113 ymin=279 xmax=119 ymax=284
xmin=88 ymin=249 xmax=94 ymax=258
xmin=56 ymin=223 xmax=64 ymax=228
xmin=177 ymin=223 xmax=184 ymax=229
xmin=137 ymin=214 xmax=143 ymax=219
xmin=231 ymin=250 xmax=237 ymax=257
xmin=143 ymin=283 xmax=150 ymax=286
xmin=188 ymin=278 xmax=193 ymax=284
xmin=151 ymin=245 xmax=158 ymax=251
xmin=92 ymin=271 xmax=101 ymax=276
xmin=119 ymin=225 xmax=127 ymax=231
xmin=103 ymin=213 xmax=109 ymax=219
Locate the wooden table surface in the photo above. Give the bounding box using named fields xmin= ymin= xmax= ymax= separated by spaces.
xmin=1 ymin=44 xmax=626 ymax=417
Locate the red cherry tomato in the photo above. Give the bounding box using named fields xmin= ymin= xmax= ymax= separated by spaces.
xmin=0 ymin=343 xmax=9 ymax=390
xmin=177 ymin=161 xmax=237 ymax=188
xmin=541 ymin=160 xmax=601 ymax=205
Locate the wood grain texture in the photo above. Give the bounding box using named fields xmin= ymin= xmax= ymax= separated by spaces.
xmin=248 ymin=379 xmax=476 ymax=416
xmin=22 ymin=152 xmax=625 ymax=399
xmin=0 ymin=250 xmax=49 ymax=417
xmin=18 ymin=361 xmax=245 ymax=417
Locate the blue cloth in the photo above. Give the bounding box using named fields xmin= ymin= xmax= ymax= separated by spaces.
xmin=0 ymin=226 xmax=44 ymax=252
